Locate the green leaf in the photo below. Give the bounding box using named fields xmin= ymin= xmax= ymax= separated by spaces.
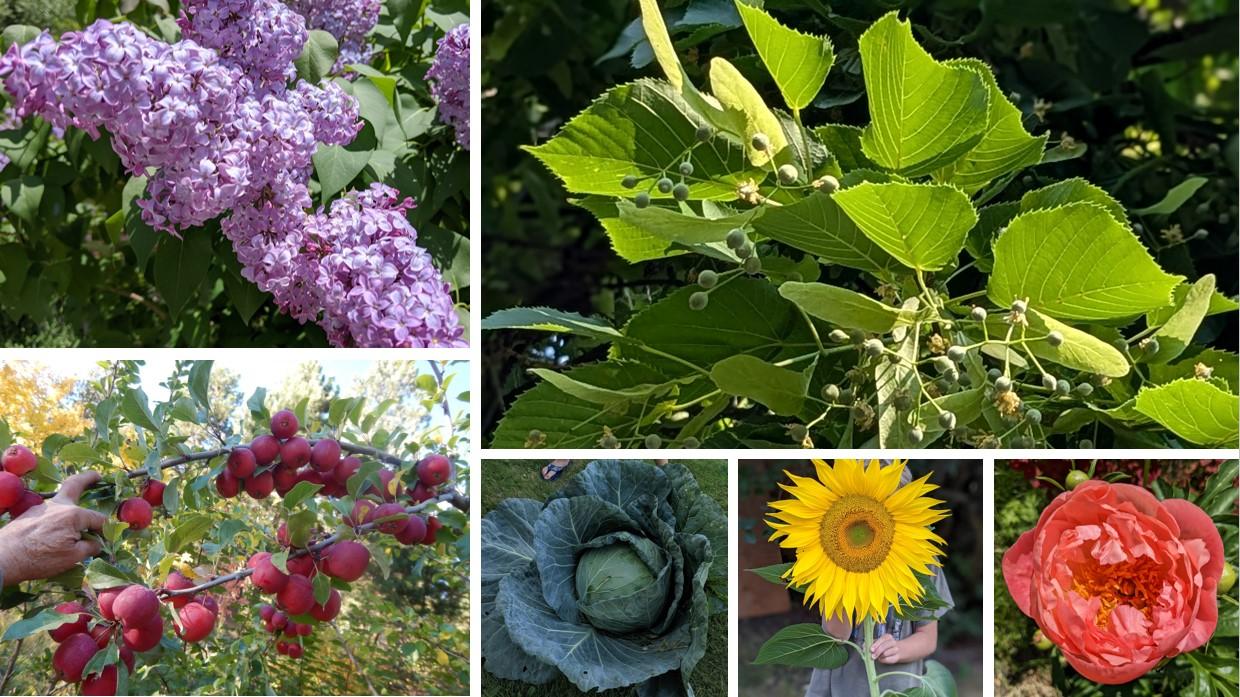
xmin=982 ymin=310 xmax=1130 ymax=377
xmin=833 ymin=182 xmax=977 ymax=271
xmin=749 ymin=193 xmax=899 ymax=274
xmin=813 ymin=124 xmax=878 ymax=172
xmin=748 ymin=563 xmax=795 ymax=588
xmin=188 ymin=361 xmax=212 ymax=412
xmin=1134 ymin=379 xmax=1239 ymax=446
xmin=858 ymin=13 xmax=988 ymax=176
xmin=286 ymin=509 xmax=316 ymax=548
xmin=153 ymin=231 xmax=213 ymax=317
xmin=709 ymin=355 xmax=807 ymax=416
xmin=312 ymin=572 xmax=332 ymax=605
xmin=491 ymin=362 xmax=671 ymax=448
xmin=1144 ymin=274 xmax=1216 ymax=364
xmin=481 ymin=307 xmax=621 ymax=340
xmin=575 ymin=196 xmax=688 ymax=263
xmin=1149 ymin=349 xmax=1239 ymax=393
xmin=1 ymin=609 xmax=76 ymax=641
xmin=528 ymin=368 xmax=681 ymax=406
xmin=779 ymin=282 xmax=913 ymax=333
xmin=873 ymin=308 xmax=918 ymax=448
xmin=988 ymin=203 xmax=1181 ymax=320
xmin=735 ymin=1 xmax=834 ymax=112
xmin=525 ymin=80 xmax=757 ymax=200
xmin=614 ymin=200 xmax=763 ymax=246
xmin=166 ymin=513 xmax=215 ymax=554
xmin=294 ymin=30 xmax=339 ymax=84
xmin=1019 ymin=177 xmax=1127 ymax=225
xmin=314 ymin=122 xmax=378 ymax=203
xmin=1147 ymin=282 xmax=1238 ymax=327
xmin=1132 ymin=176 xmax=1208 ymax=215
xmin=0 ymin=176 xmax=45 ymax=223
xmin=708 ymin=56 xmax=789 ymax=166
xmin=934 ymin=59 xmax=1046 ymax=194
xmin=57 ymin=441 xmax=101 ymax=465
xmin=120 ymin=387 xmax=159 ymax=433
xmin=905 ymin=659 xmax=958 ymax=697
xmin=1 ymin=25 xmax=40 ymax=52
xmin=753 ymin=623 xmax=849 ymax=668
xmin=281 ymin=481 xmax=322 ymax=510
xmin=915 ymin=388 xmax=986 ymax=435
xmin=84 ymin=559 xmax=143 ymax=589
xmin=617 ymin=278 xmax=816 ymax=375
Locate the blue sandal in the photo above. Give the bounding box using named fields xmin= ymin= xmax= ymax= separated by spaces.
xmin=541 ymin=461 xmax=570 ymax=481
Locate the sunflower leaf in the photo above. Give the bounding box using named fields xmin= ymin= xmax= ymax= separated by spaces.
xmin=753 ymin=623 xmax=849 ymax=668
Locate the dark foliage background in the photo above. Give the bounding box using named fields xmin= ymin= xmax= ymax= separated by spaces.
xmin=482 ymin=0 xmax=1239 ymax=442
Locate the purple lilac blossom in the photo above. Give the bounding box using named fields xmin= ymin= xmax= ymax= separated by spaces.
xmin=285 ymin=0 xmax=382 ymax=71
xmin=0 ymin=10 xmax=463 ymax=348
xmin=425 ymin=24 xmax=469 ymax=149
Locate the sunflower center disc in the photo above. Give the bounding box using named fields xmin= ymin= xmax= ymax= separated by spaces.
xmin=819 ymin=494 xmax=895 ymax=573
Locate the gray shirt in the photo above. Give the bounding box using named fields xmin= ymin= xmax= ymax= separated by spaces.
xmin=804 ymin=567 xmax=954 ymax=697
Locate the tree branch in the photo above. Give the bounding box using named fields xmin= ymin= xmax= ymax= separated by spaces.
xmin=160 ymin=490 xmax=467 ymax=598
xmin=0 ymin=638 xmax=22 ymax=695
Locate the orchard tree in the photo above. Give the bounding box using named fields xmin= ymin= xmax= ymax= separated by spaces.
xmin=0 ymin=360 xmax=469 ymax=695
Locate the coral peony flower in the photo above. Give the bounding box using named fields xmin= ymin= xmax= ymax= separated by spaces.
xmin=1003 ymin=480 xmax=1224 ymax=684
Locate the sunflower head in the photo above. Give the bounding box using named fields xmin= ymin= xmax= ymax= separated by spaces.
xmin=766 ymin=459 xmax=948 ymax=624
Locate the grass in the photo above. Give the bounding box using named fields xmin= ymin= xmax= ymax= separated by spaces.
xmin=480 ymin=459 xmax=729 ymax=697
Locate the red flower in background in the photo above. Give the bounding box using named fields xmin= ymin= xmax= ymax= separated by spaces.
xmin=1003 ymin=480 xmax=1224 ymax=684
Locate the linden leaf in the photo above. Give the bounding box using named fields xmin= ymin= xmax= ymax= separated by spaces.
xmin=1144 ymin=274 xmax=1216 ymax=364
xmin=708 ymin=57 xmax=790 ymax=166
xmin=988 ymin=203 xmax=1182 ymax=320
xmin=858 ymin=13 xmax=988 ymax=176
xmin=735 ymin=1 xmax=834 ymax=112
xmin=1134 ymin=379 xmax=1239 ymax=447
xmin=709 ymin=355 xmax=807 ymax=416
xmin=934 ymin=59 xmax=1046 ymax=194
xmin=833 ymin=182 xmax=977 ymax=271
xmin=749 ymin=193 xmax=899 ymax=274
xmin=778 ymin=282 xmax=914 ymax=334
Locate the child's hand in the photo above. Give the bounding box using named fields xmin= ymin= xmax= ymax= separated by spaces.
xmin=870 ymin=634 xmax=906 ymax=665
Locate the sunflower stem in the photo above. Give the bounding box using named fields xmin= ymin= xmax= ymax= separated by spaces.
xmin=862 ymin=617 xmax=881 ymax=697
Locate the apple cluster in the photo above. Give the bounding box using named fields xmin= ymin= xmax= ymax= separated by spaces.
xmin=0 ymin=444 xmax=48 ymax=519
xmin=50 ymin=579 xmax=220 ymax=695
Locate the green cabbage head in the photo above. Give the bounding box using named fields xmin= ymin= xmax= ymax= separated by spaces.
xmin=482 ymin=460 xmax=727 ymax=696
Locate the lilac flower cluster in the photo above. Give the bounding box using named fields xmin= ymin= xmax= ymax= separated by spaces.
xmin=0 ymin=4 xmax=465 ymax=348
xmin=426 ymin=24 xmax=469 ymax=150
xmin=286 ymin=0 xmax=382 ymax=70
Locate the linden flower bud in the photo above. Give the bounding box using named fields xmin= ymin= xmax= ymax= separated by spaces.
xmin=812 ymin=175 xmax=840 ymax=193
xmin=828 ymin=329 xmax=849 ymax=344
xmin=971 ymin=306 xmax=988 ymax=322
xmin=697 ymin=270 xmax=719 ymax=289
xmin=657 ymin=177 xmax=674 ymax=194
xmin=678 ymin=161 xmax=694 ymax=177
xmin=726 ymin=228 xmax=747 ymax=249
xmin=635 ymin=192 xmax=651 ymax=208
xmin=695 ymin=125 xmax=713 ymax=142
xmin=672 ymin=183 xmax=690 ymax=201
xmin=751 ymin=133 xmax=771 ymax=151
xmin=777 ymin=164 xmax=799 ymax=185
xmin=863 ymin=339 xmax=884 ymax=357
xmin=689 ymin=292 xmax=709 ymax=311
xmin=621 ymin=175 xmax=638 ymax=189
xmin=742 ymin=256 xmax=761 ymax=274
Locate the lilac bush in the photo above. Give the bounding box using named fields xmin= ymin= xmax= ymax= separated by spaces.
xmin=426 ymin=24 xmax=469 ymax=150
xmin=286 ymin=0 xmax=382 ymax=70
xmin=0 ymin=2 xmax=464 ymax=348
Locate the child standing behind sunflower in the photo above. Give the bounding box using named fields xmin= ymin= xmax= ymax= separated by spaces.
xmin=767 ymin=459 xmax=955 ymax=696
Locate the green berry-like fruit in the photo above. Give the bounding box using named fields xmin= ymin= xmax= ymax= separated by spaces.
xmin=672 ymin=183 xmax=690 ymax=201
xmin=644 ymin=434 xmax=662 ymax=449
xmin=600 ymin=434 xmax=620 ymax=448
xmin=681 ymin=437 xmax=701 ymax=449
xmin=1041 ymin=373 xmax=1058 ymax=391
xmin=822 ymin=384 xmax=841 ymax=402
xmin=971 ymin=306 xmax=988 ymax=322
xmin=947 ymin=346 xmax=966 ymax=362
xmin=725 ymin=228 xmax=747 ymax=249
xmin=788 ymin=424 xmax=808 ymax=442
xmin=1074 ymin=382 xmax=1094 ymax=396
xmin=678 ymin=161 xmax=694 ymax=177
xmin=1218 ymin=561 xmax=1237 ymax=594
xmin=1025 ymin=408 xmax=1042 ymax=425
xmin=777 ymin=164 xmax=799 ymax=185
xmin=907 ymin=427 xmax=924 ymax=444
xmin=987 ymin=368 xmax=1002 ymax=381
xmin=933 ymin=356 xmax=954 ymax=374
xmin=828 ymin=329 xmax=849 ymax=344
xmin=698 ymin=270 xmax=719 ymax=289
xmin=1055 ymin=379 xmax=1071 ymax=396
xmin=657 ymin=177 xmax=674 ymax=194
xmin=864 ymin=339 xmax=884 ymax=357
xmin=689 ymin=292 xmax=709 ymax=311
xmin=1078 ymin=439 xmax=1094 ymax=448
xmin=695 ymin=125 xmax=713 ymax=142
xmin=751 ymin=133 xmax=770 ymax=151
xmin=814 ymin=175 xmax=839 ymax=193
xmin=743 ymin=256 xmax=761 ymax=274
xmin=1065 ymin=469 xmax=1090 ymax=489
xmin=736 ymin=243 xmax=753 ymax=260
xmin=621 ymin=175 xmax=638 ymax=189
xmin=1012 ymin=299 xmax=1028 ymax=313
xmin=1032 ymin=629 xmax=1054 ymax=651
xmin=1046 ymin=331 xmax=1063 ymax=347
xmin=848 ymin=329 xmax=866 ymax=345
xmin=994 ymin=376 xmax=1012 ymax=392
xmin=635 ymin=192 xmax=650 ymax=208
xmin=1142 ymin=338 xmax=1160 ymax=354
xmin=939 ymin=411 xmax=957 ymax=430
xmin=1011 ymin=435 xmax=1033 ymax=448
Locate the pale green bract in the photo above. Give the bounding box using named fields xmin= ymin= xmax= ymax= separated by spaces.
xmin=482 ymin=460 xmax=727 ymax=696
